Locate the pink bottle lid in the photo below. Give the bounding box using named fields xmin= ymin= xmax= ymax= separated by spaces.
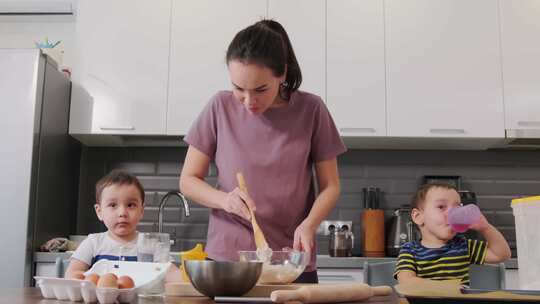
xmin=448 ymin=204 xmax=482 ymax=233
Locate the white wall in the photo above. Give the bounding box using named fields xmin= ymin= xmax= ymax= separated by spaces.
xmin=0 ymin=21 xmax=76 ymax=69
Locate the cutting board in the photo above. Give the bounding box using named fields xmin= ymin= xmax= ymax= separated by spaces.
xmin=395 ymin=280 xmax=540 ymax=303
xmin=165 ymin=282 xmax=308 ymax=298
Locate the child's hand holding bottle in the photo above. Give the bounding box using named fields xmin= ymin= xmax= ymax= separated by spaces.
xmin=448 ymin=204 xmax=488 ymax=232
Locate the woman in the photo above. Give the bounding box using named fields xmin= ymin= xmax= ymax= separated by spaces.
xmin=179 ymin=19 xmax=346 ymax=283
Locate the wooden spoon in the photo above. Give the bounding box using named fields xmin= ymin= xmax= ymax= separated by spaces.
xmin=236 ymin=172 xmax=269 ymax=250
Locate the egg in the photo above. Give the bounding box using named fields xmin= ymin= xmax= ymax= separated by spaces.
xmin=97 ymin=273 xmax=118 ymax=288
xmin=84 ymin=273 xmax=100 ymax=285
xmin=117 ymin=275 xmax=135 ymax=289
xmin=72 ymin=271 xmax=85 ymax=280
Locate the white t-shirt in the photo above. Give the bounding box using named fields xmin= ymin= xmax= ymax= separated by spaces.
xmin=71 ymin=232 xmax=138 ymax=266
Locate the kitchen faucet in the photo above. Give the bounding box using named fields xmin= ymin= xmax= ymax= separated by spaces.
xmin=157 ymin=191 xmax=190 ymax=235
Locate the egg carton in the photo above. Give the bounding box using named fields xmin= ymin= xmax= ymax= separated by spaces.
xmin=34 ymin=260 xmax=171 ymax=303
xmin=34 ymin=277 xmax=136 ymax=303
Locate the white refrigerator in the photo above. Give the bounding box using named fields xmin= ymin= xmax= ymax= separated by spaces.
xmin=0 ymin=49 xmax=80 ymax=287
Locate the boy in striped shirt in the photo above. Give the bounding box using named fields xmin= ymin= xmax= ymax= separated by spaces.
xmin=394 ymin=183 xmax=511 ymax=286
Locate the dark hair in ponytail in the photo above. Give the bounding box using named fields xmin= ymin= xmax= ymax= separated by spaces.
xmin=226 ymin=19 xmax=302 ymax=100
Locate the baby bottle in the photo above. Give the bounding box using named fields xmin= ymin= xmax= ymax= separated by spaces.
xmin=447 ymin=204 xmax=482 ymax=233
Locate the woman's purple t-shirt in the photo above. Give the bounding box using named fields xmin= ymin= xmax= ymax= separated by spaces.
xmin=184 ymin=90 xmax=346 ymax=271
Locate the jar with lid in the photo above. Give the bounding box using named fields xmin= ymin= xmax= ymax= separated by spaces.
xmin=328 ymin=226 xmax=354 ymax=257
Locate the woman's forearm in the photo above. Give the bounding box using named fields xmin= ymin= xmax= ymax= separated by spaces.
xmin=303 ymin=183 xmax=340 ymax=229
xmin=304 ymin=158 xmax=342 ymax=228
xmin=180 ymin=175 xmax=226 ymax=210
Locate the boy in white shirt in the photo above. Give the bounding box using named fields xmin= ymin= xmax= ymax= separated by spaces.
xmin=65 ymin=170 xmax=146 ymax=278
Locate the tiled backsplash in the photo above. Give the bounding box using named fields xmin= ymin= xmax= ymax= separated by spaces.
xmin=76 ymin=147 xmax=540 ymax=256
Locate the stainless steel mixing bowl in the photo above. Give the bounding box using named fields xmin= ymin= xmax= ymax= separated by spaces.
xmin=184 ymin=260 xmax=263 ymax=297
xmin=238 ymin=250 xmax=308 ymax=284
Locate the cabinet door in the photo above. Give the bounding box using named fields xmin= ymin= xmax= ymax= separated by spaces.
xmin=500 ymin=0 xmax=540 ymax=131
xmin=268 ymin=0 xmax=326 ymax=99
xmin=327 ymin=0 xmax=386 ymax=136
xmin=505 ymin=269 xmax=519 ymax=290
xmin=70 ymin=0 xmax=171 ymax=135
xmin=34 ymin=263 xmax=56 ymax=278
xmin=385 ymin=0 xmax=504 ymax=138
xmin=167 ymin=0 xmax=266 ymax=135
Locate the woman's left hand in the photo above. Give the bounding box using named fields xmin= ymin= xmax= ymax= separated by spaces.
xmin=293 ymin=220 xmax=317 ymax=254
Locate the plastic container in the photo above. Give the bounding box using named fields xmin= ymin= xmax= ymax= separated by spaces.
xmin=34 ymin=277 xmax=83 ymax=301
xmin=447 ymin=204 xmax=482 ymax=232
xmin=34 ymin=260 xmax=171 ymax=303
xmin=80 ymin=281 xmax=98 ymax=303
xmin=512 ymin=196 xmax=540 ymax=290
xmin=180 ymin=243 xmax=208 ymax=282
xmin=34 ymin=276 xmax=136 ymax=303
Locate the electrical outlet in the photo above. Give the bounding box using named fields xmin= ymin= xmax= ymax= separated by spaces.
xmin=317 ymin=220 xmax=353 ymax=236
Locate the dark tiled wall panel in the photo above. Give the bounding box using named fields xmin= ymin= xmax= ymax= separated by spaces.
xmin=77 ymin=147 xmax=540 ymax=255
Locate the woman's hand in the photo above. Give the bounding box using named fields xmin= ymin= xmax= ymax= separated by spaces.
xmin=293 ymin=220 xmax=317 ymax=254
xmin=220 ymin=187 xmax=256 ymax=221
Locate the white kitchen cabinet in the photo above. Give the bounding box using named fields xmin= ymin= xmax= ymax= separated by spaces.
xmin=385 ymin=0 xmax=504 ymax=138
xmin=505 ymin=269 xmax=519 ymax=290
xmin=70 ymin=0 xmax=171 ymax=135
xmin=267 ymin=0 xmax=326 ymax=100
xmin=166 ymin=0 xmax=266 ymax=135
xmin=327 ymin=0 xmax=386 ymax=137
xmin=500 ymin=0 xmax=540 ymax=131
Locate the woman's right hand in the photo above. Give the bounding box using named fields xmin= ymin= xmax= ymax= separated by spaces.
xmin=221 ymin=187 xmax=256 ymax=221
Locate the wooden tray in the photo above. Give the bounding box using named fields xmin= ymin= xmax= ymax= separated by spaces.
xmin=165 ymin=282 xmax=307 ymax=298
xmin=395 ymin=280 xmax=540 ymax=304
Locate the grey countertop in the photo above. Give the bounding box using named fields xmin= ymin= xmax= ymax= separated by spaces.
xmin=33 ymin=251 xmax=182 ymax=263
xmin=34 ymin=252 xmax=72 ymax=263
xmin=316 ymin=255 xmax=519 ymax=269
xmin=34 ymin=252 xmax=519 ymax=269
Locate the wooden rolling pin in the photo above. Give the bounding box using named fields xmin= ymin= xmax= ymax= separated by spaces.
xmin=270 ymin=283 xmax=392 ymax=303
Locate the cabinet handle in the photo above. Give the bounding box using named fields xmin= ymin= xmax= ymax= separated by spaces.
xmin=517 ymin=121 xmax=540 ymax=127
xmin=429 ymin=128 xmax=466 ymax=134
xmin=339 ymin=128 xmax=376 ymax=134
xmin=99 ymin=126 xmax=135 ymax=131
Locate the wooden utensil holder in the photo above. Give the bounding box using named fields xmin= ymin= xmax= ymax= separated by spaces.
xmin=361 ymin=209 xmax=385 ymax=257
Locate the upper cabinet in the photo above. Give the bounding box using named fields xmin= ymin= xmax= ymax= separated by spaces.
xmin=267 ymin=0 xmax=326 ymax=99
xmin=385 ymin=0 xmax=504 ymax=138
xmin=70 ymin=1 xmax=539 ymax=145
xmin=327 ymin=0 xmax=386 ymax=137
xmin=166 ymin=0 xmax=266 ymax=135
xmin=70 ymin=0 xmax=171 ymax=135
xmin=500 ymin=0 xmax=540 ymax=131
